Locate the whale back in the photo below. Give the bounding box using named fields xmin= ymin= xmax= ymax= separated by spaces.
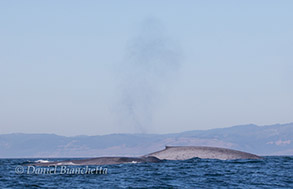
xmin=145 ymin=146 xmax=261 ymax=160
xmin=28 ymin=146 xmax=261 ymax=166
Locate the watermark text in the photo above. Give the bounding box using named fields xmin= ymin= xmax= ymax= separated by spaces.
xmin=15 ymin=165 xmax=107 ymax=175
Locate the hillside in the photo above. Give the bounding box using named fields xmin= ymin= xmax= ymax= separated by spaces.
xmin=1 ymin=123 xmax=292 ymax=158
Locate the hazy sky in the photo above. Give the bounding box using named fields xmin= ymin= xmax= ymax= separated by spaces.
xmin=0 ymin=1 xmax=292 ymax=136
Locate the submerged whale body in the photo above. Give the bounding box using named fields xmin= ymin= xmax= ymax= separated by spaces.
xmin=30 ymin=146 xmax=261 ymax=166
xmin=145 ymin=146 xmax=261 ymax=160
xmin=30 ymin=156 xmax=161 ymax=166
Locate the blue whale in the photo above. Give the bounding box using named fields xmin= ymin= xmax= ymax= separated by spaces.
xmin=29 ymin=146 xmax=261 ymax=166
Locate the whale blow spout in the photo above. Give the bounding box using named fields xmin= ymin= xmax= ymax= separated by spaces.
xmin=145 ymin=146 xmax=262 ymax=160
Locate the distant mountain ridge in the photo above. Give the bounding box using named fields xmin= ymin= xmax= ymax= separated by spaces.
xmin=1 ymin=123 xmax=292 ymax=158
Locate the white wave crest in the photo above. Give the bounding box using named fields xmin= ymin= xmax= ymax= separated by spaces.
xmin=35 ymin=159 xmax=51 ymax=163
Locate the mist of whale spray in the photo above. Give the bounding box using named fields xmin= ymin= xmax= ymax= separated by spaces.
xmin=115 ymin=19 xmax=181 ymax=133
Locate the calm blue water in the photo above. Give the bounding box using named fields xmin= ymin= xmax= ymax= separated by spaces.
xmin=1 ymin=156 xmax=292 ymax=188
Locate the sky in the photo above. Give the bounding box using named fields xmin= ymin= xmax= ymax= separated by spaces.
xmin=0 ymin=1 xmax=292 ymax=136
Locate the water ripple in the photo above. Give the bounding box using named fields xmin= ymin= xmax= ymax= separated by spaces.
xmin=0 ymin=156 xmax=292 ymax=188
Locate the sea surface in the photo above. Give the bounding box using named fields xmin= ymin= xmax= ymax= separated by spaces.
xmin=0 ymin=156 xmax=292 ymax=188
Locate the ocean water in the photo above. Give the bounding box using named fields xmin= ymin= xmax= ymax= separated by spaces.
xmin=1 ymin=156 xmax=292 ymax=188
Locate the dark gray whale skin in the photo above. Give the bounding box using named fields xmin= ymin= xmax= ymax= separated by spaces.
xmin=29 ymin=156 xmax=162 ymax=166
xmin=29 ymin=146 xmax=261 ymax=166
